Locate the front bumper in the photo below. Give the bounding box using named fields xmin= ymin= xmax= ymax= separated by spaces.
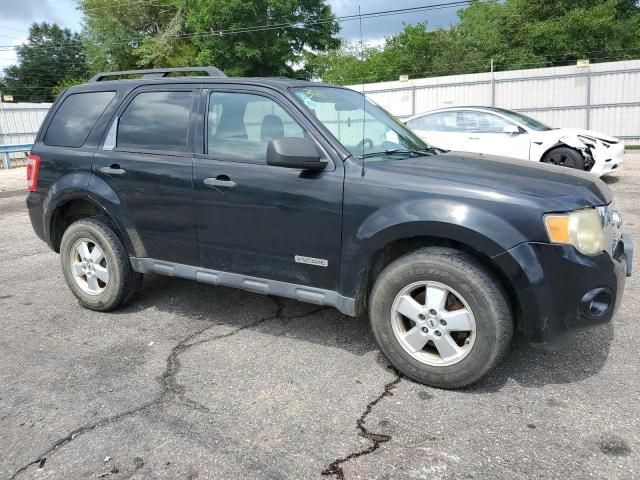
xmin=589 ymin=141 xmax=625 ymax=177
xmin=494 ymin=235 xmax=632 ymax=343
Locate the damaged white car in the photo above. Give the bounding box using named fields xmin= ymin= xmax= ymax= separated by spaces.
xmin=405 ymin=107 xmax=624 ymax=177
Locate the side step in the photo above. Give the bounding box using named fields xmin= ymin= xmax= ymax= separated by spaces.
xmin=130 ymin=257 xmax=356 ymax=316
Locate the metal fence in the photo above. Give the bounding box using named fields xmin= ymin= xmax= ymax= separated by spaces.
xmin=1 ymin=59 xmax=638 ymax=168
xmin=0 ymin=102 xmax=51 ymax=167
xmin=348 ymin=59 xmax=640 ymax=145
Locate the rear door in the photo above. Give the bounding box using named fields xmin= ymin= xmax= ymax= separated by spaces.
xmin=92 ymin=86 xmax=199 ymax=265
xmin=192 ymin=86 xmax=344 ymax=290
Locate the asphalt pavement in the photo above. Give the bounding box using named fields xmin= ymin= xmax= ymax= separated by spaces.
xmin=0 ymin=154 xmax=638 ymax=480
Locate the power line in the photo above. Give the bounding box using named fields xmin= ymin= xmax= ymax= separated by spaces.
xmin=0 ymin=0 xmax=477 ymax=50
xmin=0 ymin=24 xmax=29 ymax=34
xmin=80 ymin=0 xmax=176 ymax=12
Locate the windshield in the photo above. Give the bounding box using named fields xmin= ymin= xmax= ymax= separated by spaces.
xmin=492 ymin=108 xmax=552 ymax=131
xmin=292 ymin=86 xmax=433 ymax=160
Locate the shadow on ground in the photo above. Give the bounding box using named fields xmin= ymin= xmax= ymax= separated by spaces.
xmin=117 ymin=273 xmax=613 ymax=393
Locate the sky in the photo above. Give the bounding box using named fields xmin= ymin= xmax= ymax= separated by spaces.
xmin=0 ymin=0 xmax=461 ymax=69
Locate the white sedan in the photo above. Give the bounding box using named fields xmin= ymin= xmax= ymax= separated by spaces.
xmin=404 ymin=107 xmax=624 ymax=177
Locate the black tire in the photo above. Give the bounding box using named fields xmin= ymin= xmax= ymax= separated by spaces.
xmin=541 ymin=146 xmax=585 ymax=170
xmin=369 ymin=247 xmax=513 ymax=389
xmin=60 ymin=218 xmax=143 ymax=311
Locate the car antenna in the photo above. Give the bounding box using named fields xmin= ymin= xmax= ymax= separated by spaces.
xmin=359 ymin=5 xmax=366 ymax=177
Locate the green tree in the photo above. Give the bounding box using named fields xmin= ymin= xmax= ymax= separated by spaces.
xmin=80 ymin=0 xmax=191 ymax=71
xmin=183 ymin=0 xmax=340 ymax=77
xmin=0 ymin=23 xmax=87 ymax=102
xmin=80 ymin=0 xmax=340 ymax=77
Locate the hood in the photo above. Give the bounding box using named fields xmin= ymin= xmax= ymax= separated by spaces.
xmin=371 ymin=152 xmax=612 ymax=211
xmin=538 ymin=128 xmax=620 ymax=144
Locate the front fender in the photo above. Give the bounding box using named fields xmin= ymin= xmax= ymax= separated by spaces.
xmin=339 ymin=197 xmax=545 ymax=299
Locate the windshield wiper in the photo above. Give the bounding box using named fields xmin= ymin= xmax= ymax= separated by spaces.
xmin=358 ymin=147 xmax=439 ymax=159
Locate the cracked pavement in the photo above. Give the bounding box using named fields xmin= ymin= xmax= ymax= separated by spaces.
xmin=1 ymin=154 xmax=639 ymax=480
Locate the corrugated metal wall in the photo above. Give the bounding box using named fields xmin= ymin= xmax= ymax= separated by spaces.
xmin=349 ymin=59 xmax=640 ymax=144
xmin=0 ymin=102 xmax=52 ymax=163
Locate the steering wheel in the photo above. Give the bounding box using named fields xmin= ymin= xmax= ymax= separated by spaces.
xmin=355 ymin=138 xmax=374 ymax=153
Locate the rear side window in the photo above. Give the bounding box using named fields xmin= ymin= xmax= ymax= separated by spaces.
xmin=44 ymin=91 xmax=116 ymax=147
xmin=117 ymin=91 xmax=193 ymax=153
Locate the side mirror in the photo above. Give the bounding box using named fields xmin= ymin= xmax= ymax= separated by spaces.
xmin=502 ymin=125 xmax=522 ymax=135
xmin=266 ymin=137 xmax=327 ymax=171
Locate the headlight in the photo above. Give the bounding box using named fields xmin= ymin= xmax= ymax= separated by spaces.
xmin=544 ymin=208 xmax=606 ymax=255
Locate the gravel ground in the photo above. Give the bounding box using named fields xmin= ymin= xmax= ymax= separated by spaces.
xmin=0 ymin=155 xmax=638 ymax=480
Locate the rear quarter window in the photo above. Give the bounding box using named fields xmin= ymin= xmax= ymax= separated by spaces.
xmin=44 ymin=91 xmax=116 ymax=148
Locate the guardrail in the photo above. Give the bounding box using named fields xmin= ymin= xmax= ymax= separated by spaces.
xmin=0 ymin=144 xmax=32 ymax=169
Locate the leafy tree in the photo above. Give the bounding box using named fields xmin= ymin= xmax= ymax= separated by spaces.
xmin=79 ymin=0 xmax=190 ymax=71
xmin=0 ymin=23 xmax=87 ymax=102
xmin=183 ymin=0 xmax=340 ymax=77
xmin=51 ymin=77 xmax=87 ymax=97
xmin=80 ymin=0 xmax=340 ymax=77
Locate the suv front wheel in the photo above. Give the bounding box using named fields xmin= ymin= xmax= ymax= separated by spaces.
xmin=369 ymin=247 xmax=513 ymax=389
xmin=60 ymin=218 xmax=142 ymax=311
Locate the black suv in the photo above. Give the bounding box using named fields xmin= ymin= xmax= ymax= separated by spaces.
xmin=26 ymin=67 xmax=633 ymax=388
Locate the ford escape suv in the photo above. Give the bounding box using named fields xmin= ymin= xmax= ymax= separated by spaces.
xmin=26 ymin=67 xmax=633 ymax=388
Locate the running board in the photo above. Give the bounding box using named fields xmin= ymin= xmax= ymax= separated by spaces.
xmin=130 ymin=257 xmax=356 ymax=316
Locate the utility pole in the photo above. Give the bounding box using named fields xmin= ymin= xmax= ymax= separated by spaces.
xmin=490 ymin=58 xmax=495 ymax=107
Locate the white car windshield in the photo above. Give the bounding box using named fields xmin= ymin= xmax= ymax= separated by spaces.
xmin=492 ymin=108 xmax=553 ymax=131
xmin=292 ymin=86 xmax=436 ymax=160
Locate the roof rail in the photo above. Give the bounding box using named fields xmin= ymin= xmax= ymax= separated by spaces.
xmin=88 ymin=66 xmax=226 ymax=82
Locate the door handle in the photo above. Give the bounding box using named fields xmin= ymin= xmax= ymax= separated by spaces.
xmin=204 ymin=176 xmax=237 ymax=189
xmin=100 ymin=165 xmax=126 ymax=175
xmin=468 ymin=136 xmax=480 ymax=140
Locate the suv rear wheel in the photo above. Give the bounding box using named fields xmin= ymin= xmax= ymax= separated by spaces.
xmin=60 ymin=218 xmax=142 ymax=311
xmin=369 ymin=247 xmax=513 ymax=389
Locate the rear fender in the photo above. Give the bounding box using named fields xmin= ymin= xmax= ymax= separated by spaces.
xmin=43 ymin=173 xmax=143 ymax=257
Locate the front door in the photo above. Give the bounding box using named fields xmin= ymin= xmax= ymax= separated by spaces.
xmin=193 ymin=88 xmax=344 ymax=290
xmin=460 ymin=111 xmax=531 ymax=160
xmin=92 ymin=87 xmax=198 ymax=265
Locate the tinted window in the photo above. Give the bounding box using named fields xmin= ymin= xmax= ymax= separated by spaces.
xmin=207 ymin=92 xmax=305 ymax=163
xmin=117 ymin=91 xmax=193 ymax=152
xmin=44 ymin=91 xmax=116 ymax=147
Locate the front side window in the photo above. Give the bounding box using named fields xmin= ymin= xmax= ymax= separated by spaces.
xmin=492 ymin=108 xmax=552 ymax=131
xmin=293 ymin=87 xmax=432 ymax=160
xmin=465 ymin=111 xmax=515 ymax=133
xmin=117 ymin=91 xmax=193 ymax=152
xmin=207 ymin=92 xmax=306 ymax=163
xmin=44 ymin=91 xmax=116 ymax=147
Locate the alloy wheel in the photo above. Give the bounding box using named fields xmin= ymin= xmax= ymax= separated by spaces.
xmin=391 ymin=281 xmax=476 ymax=366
